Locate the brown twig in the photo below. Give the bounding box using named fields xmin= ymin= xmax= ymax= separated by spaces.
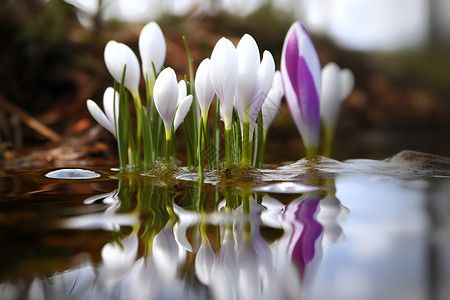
xmin=0 ymin=96 xmax=61 ymax=143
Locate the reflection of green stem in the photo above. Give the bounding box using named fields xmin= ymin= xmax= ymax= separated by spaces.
xmin=322 ymin=125 xmax=335 ymax=158
xmin=242 ymin=193 xmax=251 ymax=239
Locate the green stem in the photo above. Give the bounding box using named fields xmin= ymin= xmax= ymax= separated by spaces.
xmin=306 ymin=145 xmax=318 ymax=159
xmin=131 ymin=92 xmax=143 ymax=167
xmin=224 ymin=127 xmax=232 ymax=168
xmin=128 ymin=145 xmax=135 ymax=169
xmin=254 ymin=130 xmax=267 ymax=168
xmin=171 ymin=129 xmax=177 ymax=162
xmin=241 ymin=120 xmax=251 ymax=166
xmin=213 ymin=98 xmax=220 ymax=169
xmin=322 ymin=126 xmax=335 ymax=158
xmin=198 ymin=117 xmax=205 ymax=181
xmin=182 ymin=36 xmax=194 ymax=83
xmin=203 ymin=114 xmax=212 ymax=170
xmin=165 ymin=127 xmax=171 ymax=164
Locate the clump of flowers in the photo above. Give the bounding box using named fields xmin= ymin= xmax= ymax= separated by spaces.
xmin=87 ymin=21 xmax=353 ymax=178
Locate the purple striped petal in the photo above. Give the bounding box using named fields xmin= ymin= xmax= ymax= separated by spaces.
xmin=281 ymin=22 xmax=321 ymax=151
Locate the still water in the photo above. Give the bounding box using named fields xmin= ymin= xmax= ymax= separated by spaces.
xmin=1 ymin=151 xmax=449 ymax=300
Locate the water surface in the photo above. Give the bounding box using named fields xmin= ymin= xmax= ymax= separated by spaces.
xmin=1 ymin=151 xmax=449 ymax=300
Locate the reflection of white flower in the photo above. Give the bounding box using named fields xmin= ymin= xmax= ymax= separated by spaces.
xmin=152 ymin=223 xmax=186 ymax=282
xmin=99 ymin=234 xmax=139 ymax=287
xmin=195 ymin=238 xmax=216 ymax=285
xmin=237 ymin=199 xmax=273 ymax=299
xmin=317 ymin=193 xmax=349 ymax=244
xmin=130 ymin=257 xmax=160 ymax=300
xmin=211 ymin=228 xmax=238 ymax=300
xmin=173 ymin=203 xmax=201 ymax=252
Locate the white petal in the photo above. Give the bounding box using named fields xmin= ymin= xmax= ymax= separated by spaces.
xmin=86 ymin=100 xmax=115 ymax=135
xmin=249 ymin=50 xmax=275 ymax=135
xmin=104 ymin=40 xmax=141 ymax=94
xmin=177 ymin=79 xmax=187 ymax=103
xmin=153 ymin=67 xmax=179 ymax=128
xmin=139 ymin=21 xmax=166 ymax=83
xmin=210 ymin=37 xmax=238 ymax=128
xmin=340 ymin=68 xmax=355 ymax=100
xmin=320 ymin=62 xmax=341 ymax=129
xmin=236 ymin=34 xmax=260 ymax=115
xmin=257 ymin=50 xmax=275 ymax=103
xmin=195 ymin=58 xmax=215 ymax=115
xmin=173 ymin=95 xmax=193 ymax=131
xmin=262 ymin=71 xmax=283 ymax=131
xmin=103 ymin=87 xmax=119 ymax=125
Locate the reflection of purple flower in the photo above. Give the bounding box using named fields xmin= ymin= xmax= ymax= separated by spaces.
xmin=283 ymin=194 xmax=323 ymax=279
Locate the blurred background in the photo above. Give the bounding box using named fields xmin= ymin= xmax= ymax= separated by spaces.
xmin=0 ymin=0 xmax=449 ymax=164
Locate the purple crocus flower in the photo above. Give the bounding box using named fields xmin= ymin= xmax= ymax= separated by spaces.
xmin=281 ymin=22 xmax=321 ymax=158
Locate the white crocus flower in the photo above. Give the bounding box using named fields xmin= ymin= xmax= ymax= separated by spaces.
xmin=177 ymin=79 xmax=187 ymax=103
xmin=320 ymin=62 xmax=354 ymax=130
xmin=104 ymin=40 xmax=141 ymax=98
xmin=173 ymin=96 xmax=193 ymax=131
xmin=86 ymin=87 xmax=119 ymax=136
xmin=153 ymin=67 xmax=180 ymax=134
xmin=234 ymin=35 xmax=275 ymax=136
xmin=236 ymin=34 xmax=260 ymax=120
xmin=262 ymin=71 xmax=283 ymax=134
xmin=195 ymin=58 xmax=215 ymax=119
xmin=210 ymin=37 xmax=238 ymax=131
xmin=340 ymin=68 xmax=355 ymax=102
xmin=138 ymin=21 xmax=166 ymax=87
xmin=249 ymin=50 xmax=275 ymax=139
xmin=154 ymin=68 xmax=193 ymax=136
xmin=320 ymin=62 xmax=354 ymax=156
